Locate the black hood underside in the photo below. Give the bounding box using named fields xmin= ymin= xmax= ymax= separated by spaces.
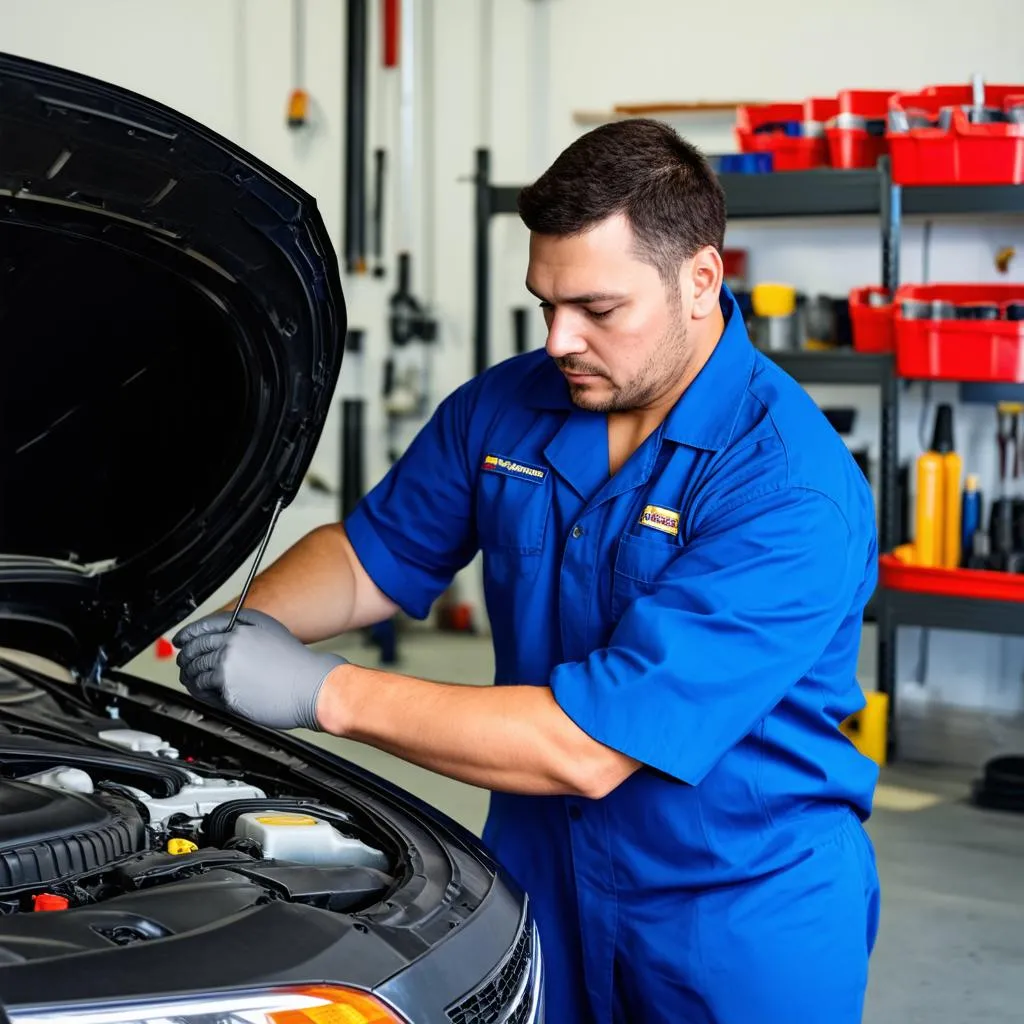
xmin=0 ymin=52 xmax=346 ymax=674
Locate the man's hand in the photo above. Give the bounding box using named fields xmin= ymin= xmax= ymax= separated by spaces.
xmin=175 ymin=608 xmax=292 ymax=642
xmin=172 ymin=610 xmax=346 ymax=732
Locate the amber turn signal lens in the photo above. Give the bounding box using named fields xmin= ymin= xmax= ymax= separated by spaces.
xmin=269 ymin=986 xmax=404 ymax=1024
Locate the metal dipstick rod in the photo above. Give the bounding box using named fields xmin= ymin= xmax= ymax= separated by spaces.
xmin=226 ymin=497 xmax=285 ymax=631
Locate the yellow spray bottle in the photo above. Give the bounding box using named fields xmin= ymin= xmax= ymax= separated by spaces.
xmin=915 ymin=404 xmax=961 ymax=569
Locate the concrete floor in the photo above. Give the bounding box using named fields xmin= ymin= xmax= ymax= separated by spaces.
xmin=131 ymin=628 xmax=1024 ymax=1023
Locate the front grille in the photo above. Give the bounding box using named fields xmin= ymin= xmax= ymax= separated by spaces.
xmin=448 ymin=920 xmax=533 ymax=1024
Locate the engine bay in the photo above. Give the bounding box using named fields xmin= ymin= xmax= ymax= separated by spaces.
xmin=0 ymin=658 xmax=401 ymax=963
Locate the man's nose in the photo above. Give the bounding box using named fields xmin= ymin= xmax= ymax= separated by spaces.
xmin=545 ymin=310 xmax=587 ymax=359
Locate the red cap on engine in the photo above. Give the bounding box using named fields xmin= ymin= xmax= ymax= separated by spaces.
xmin=32 ymin=893 xmax=69 ymax=912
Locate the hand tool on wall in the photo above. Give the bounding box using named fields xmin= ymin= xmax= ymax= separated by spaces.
xmin=989 ymin=402 xmax=1023 ymax=570
xmin=372 ymin=147 xmax=387 ymax=278
xmin=286 ymin=0 xmax=309 ymax=129
xmin=388 ymin=253 xmax=436 ymax=349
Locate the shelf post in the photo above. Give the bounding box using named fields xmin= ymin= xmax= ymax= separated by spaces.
xmin=876 ymin=155 xmax=902 ymax=757
xmin=880 ymin=155 xmax=902 ymax=292
xmin=879 ymin=367 xmax=900 ymax=553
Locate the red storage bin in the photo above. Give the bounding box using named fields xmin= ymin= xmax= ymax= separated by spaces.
xmin=849 ymin=285 xmax=895 ymax=353
xmin=887 ymin=83 xmax=1024 ymax=185
xmin=893 ymin=283 xmax=1024 ymax=382
xmin=827 ymin=89 xmax=895 ymax=169
xmin=735 ymin=98 xmax=837 ymax=170
xmin=880 ymin=553 xmax=1024 ymax=603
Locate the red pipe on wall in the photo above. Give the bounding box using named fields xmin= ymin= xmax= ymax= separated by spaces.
xmin=383 ymin=0 xmax=399 ymax=67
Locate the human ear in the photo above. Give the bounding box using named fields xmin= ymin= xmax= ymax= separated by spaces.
xmin=683 ymin=246 xmax=723 ymax=319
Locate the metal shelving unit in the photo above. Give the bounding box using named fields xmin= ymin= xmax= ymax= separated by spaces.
xmin=471 ymin=148 xmax=1024 ymax=757
xmin=877 ymin=172 xmax=1024 ymax=751
xmin=884 ymin=590 xmax=1024 ymax=637
xmin=719 ymin=169 xmax=883 ymax=219
xmin=766 ymin=350 xmax=891 ymax=384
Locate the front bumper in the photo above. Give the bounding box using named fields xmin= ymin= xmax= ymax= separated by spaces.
xmin=446 ymin=917 xmax=544 ymax=1024
xmin=377 ymin=891 xmax=544 ymax=1024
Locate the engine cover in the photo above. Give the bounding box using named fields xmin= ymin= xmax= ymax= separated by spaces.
xmin=0 ymin=781 xmax=146 ymax=891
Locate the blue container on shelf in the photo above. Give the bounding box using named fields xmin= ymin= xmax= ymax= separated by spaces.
xmin=716 ymin=152 xmax=774 ymax=174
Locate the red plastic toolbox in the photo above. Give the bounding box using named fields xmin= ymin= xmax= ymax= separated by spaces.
xmin=827 ymin=89 xmax=895 ymax=169
xmin=887 ymin=83 xmax=1024 ymax=185
xmin=880 ymin=553 xmax=1024 ymax=603
xmin=735 ymin=98 xmax=837 ymax=170
xmin=850 ymin=285 xmax=895 ymax=353
xmin=894 ymin=283 xmax=1024 ymax=381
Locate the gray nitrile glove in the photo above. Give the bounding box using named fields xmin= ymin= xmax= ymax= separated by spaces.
xmin=172 ymin=610 xmax=346 ymax=732
xmin=174 ymin=608 xmax=291 ymax=651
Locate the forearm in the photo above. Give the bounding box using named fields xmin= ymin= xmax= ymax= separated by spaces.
xmin=226 ymin=524 xmax=398 ymax=643
xmin=316 ymin=664 xmax=640 ymax=798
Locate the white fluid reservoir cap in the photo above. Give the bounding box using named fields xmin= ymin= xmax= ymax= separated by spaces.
xmin=234 ymin=812 xmax=389 ymax=871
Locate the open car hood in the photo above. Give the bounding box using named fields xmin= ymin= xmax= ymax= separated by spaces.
xmin=0 ymin=53 xmax=346 ymax=676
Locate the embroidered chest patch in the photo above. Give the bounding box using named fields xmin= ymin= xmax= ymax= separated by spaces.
xmin=481 ymin=453 xmax=548 ymax=485
xmin=639 ymin=504 xmax=680 ymax=536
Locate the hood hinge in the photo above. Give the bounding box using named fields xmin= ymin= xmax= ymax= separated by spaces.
xmin=89 ymin=646 xmax=108 ymax=687
xmin=76 ymin=645 xmax=128 ymax=699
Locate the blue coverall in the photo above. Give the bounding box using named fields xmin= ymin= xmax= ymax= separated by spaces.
xmin=346 ymin=286 xmax=882 ymax=1023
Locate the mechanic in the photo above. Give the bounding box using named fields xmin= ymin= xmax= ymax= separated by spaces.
xmin=175 ymin=118 xmax=881 ymax=1024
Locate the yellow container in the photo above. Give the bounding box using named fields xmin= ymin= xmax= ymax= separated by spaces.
xmin=751 ymin=282 xmax=797 ymax=318
xmin=840 ymin=691 xmax=889 ymax=767
xmin=892 ymin=542 xmax=918 ymax=565
xmin=915 ymin=452 xmax=943 ymax=567
xmin=940 ymin=450 xmax=963 ymax=568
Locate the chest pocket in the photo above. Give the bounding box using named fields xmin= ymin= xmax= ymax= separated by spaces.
xmin=477 ymin=465 xmax=553 ymax=584
xmin=611 ymin=530 xmax=681 ymax=623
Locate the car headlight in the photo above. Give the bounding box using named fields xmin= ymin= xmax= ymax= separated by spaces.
xmin=8 ymin=985 xmax=407 ymax=1024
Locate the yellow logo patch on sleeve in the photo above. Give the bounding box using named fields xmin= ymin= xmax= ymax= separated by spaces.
xmin=639 ymin=504 xmax=680 ymax=536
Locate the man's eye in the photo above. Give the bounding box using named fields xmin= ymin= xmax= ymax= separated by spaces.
xmin=587 ymin=308 xmax=615 ymax=320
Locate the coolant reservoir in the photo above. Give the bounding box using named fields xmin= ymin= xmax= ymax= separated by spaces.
xmin=98 ymin=729 xmax=179 ymax=758
xmin=234 ymin=812 xmax=389 ymax=871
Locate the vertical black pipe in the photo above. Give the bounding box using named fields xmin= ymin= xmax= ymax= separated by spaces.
xmin=345 ymin=0 xmax=368 ymax=274
xmin=513 ymin=307 xmax=528 ymax=355
xmin=372 ymin=147 xmax=386 ymax=277
xmin=474 ymin=148 xmax=492 ymax=377
xmin=341 ymin=399 xmax=365 ymax=519
xmin=340 ymin=330 xmax=365 ymax=521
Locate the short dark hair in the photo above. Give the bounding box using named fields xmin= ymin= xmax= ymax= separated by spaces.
xmin=517 ymin=118 xmax=726 ymax=286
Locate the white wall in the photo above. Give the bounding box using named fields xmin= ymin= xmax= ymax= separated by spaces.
xmin=4 ymin=0 xmax=1024 ymax=724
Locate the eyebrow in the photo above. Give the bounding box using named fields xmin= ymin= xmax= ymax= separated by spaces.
xmin=524 ymin=281 xmax=627 ymax=305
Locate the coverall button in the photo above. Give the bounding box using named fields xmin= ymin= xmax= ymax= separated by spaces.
xmin=571 ymin=525 xmax=584 ymax=539
xmin=568 ymin=805 xmax=583 ymax=821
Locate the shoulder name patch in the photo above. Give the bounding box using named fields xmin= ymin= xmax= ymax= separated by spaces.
xmin=482 ymin=454 xmax=548 ymax=484
xmin=639 ymin=504 xmax=680 ymax=536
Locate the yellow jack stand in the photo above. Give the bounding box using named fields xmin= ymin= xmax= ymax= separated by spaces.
xmin=840 ymin=692 xmax=889 ymax=767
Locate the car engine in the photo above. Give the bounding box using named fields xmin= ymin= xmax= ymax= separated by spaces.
xmin=0 ymin=712 xmax=397 ymax=962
